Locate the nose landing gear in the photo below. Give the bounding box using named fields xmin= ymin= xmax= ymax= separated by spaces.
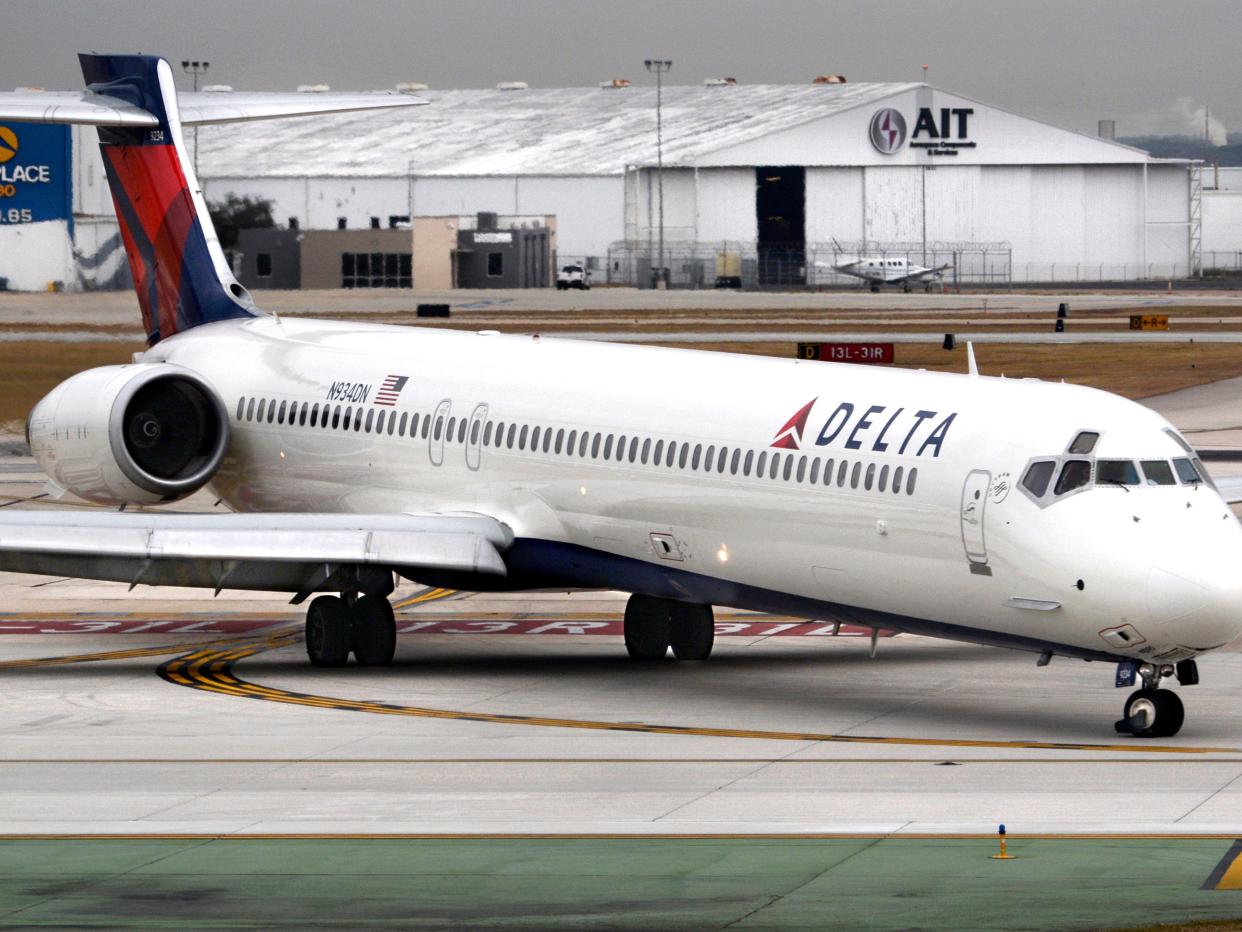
xmin=305 ymin=593 xmax=397 ymax=668
xmin=1114 ymin=662 xmax=1191 ymax=738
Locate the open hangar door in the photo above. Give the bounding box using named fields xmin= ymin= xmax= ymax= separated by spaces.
xmin=755 ymin=166 xmax=805 ymax=286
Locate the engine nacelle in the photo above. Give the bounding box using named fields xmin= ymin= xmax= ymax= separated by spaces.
xmin=27 ymin=364 xmax=230 ymax=505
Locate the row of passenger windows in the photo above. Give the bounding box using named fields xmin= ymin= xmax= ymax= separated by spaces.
xmin=235 ymin=395 xmax=920 ymax=495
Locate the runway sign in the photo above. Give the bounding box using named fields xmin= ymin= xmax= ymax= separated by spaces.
xmin=1129 ymin=314 xmax=1169 ymax=331
xmin=798 ymin=342 xmax=894 ymax=364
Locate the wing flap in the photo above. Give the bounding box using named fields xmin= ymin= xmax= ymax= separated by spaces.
xmin=0 ymin=511 xmax=510 ymax=588
xmin=1213 ymin=475 xmax=1242 ymax=505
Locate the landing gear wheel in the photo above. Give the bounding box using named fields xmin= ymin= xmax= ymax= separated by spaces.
xmin=1117 ymin=688 xmax=1185 ymax=738
xmin=624 ymin=594 xmax=671 ymax=661
xmin=306 ymin=595 xmax=351 ymax=667
xmin=869 ymin=283 xmax=880 ymax=293
xmin=669 ymin=602 xmax=714 ymax=661
xmin=902 ymin=282 xmax=911 ymax=293
xmin=351 ymin=595 xmax=396 ymax=666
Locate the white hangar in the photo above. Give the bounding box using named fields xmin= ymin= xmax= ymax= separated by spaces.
xmin=194 ymin=79 xmax=1201 ymax=288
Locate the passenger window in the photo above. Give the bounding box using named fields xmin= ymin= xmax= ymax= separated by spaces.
xmin=1021 ymin=461 xmax=1055 ymax=497
xmin=629 ymin=437 xmax=639 ymax=462
xmin=566 ymin=429 xmax=576 ymax=454
xmin=687 ymin=444 xmax=699 ymax=469
xmin=332 ymin=405 xmax=341 ymax=429
xmin=743 ymin=450 xmax=753 ymax=476
xmin=850 ymin=462 xmax=861 ymax=489
xmin=300 ymin=403 xmax=310 ymax=427
xmin=310 ymin=403 xmax=319 ymax=427
xmin=1140 ymin=460 xmax=1174 ymax=485
xmin=579 ymin=432 xmax=589 ymax=456
xmin=641 ymin=438 xmax=650 ymax=464
xmin=1068 ymin=431 xmax=1099 ymax=454
xmin=591 ymin=433 xmax=601 ymax=457
xmin=907 ymin=467 xmax=918 ymax=494
xmin=531 ymin=426 xmax=541 ymax=451
xmin=236 ymin=397 xmax=246 ymax=420
xmin=680 ymin=444 xmax=690 ymax=469
xmin=756 ymin=451 xmax=767 ymax=476
xmin=604 ymin=435 xmax=614 ymax=459
xmin=796 ymin=456 xmax=807 ymax=482
xmin=459 ymin=419 xmax=468 ymax=443
xmin=769 ymin=453 xmax=780 ymax=479
xmin=809 ymin=458 xmax=820 ymax=484
xmin=375 ymin=410 xmax=385 ymax=433
xmin=614 ymin=435 xmax=625 ymax=461
xmin=1173 ymin=457 xmax=1201 ymax=485
xmin=277 ymin=401 xmax=287 ymax=424
xmin=256 ymin=399 xmax=267 ymax=422
xmin=837 ymin=460 xmax=848 ymax=487
xmin=356 ymin=409 xmax=365 ymax=432
xmin=864 ymin=463 xmax=875 ymax=490
xmin=483 ymin=422 xmax=493 ymax=445
xmin=365 ymin=409 xmax=375 ymax=433
xmin=730 ymin=449 xmax=741 ymax=475
xmin=447 ymin=416 xmax=457 ymax=441
xmin=543 ymin=428 xmax=553 ymax=454
xmin=878 ymin=464 xmax=889 ymax=492
xmin=519 ymin=425 xmax=529 ymax=450
xmin=653 ymin=439 xmax=663 ymax=464
xmin=434 ymin=416 xmax=444 ymax=440
xmin=422 ymin=416 xmax=431 ymax=439
xmin=1054 ymin=460 xmax=1091 ymax=494
xmin=343 ymin=407 xmax=353 ymax=431
xmin=470 ymin=420 xmax=481 ymax=445
xmin=822 ymin=458 xmax=834 ymax=484
xmin=892 ymin=465 xmax=903 ymax=493
xmin=556 ymin=429 xmax=565 ymax=454
xmin=247 ymin=398 xmax=256 ymax=421
xmin=705 ymin=445 xmax=715 ymax=470
xmin=783 ymin=456 xmax=793 ymax=481
xmin=1096 ymin=460 xmax=1139 ymax=486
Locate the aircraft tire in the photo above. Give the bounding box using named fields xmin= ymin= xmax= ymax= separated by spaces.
xmin=306 ymin=595 xmax=351 ymax=667
xmin=351 ymin=595 xmax=397 ymax=666
xmin=624 ymin=594 xmax=670 ymax=661
xmin=669 ymin=602 xmax=714 ymax=661
xmin=1121 ymin=688 xmax=1185 ymax=738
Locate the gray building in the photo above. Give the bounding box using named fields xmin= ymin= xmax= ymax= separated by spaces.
xmin=456 ymin=214 xmax=551 ymax=288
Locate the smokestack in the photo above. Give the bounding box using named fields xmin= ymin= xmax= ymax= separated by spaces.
xmin=1097 ymin=119 xmax=1116 ymax=141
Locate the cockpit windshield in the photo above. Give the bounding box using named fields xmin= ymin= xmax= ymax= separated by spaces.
xmin=1019 ymin=429 xmax=1215 ymax=506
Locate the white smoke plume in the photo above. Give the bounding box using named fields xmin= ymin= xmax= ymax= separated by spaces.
xmin=1125 ymin=97 xmax=1228 ymax=144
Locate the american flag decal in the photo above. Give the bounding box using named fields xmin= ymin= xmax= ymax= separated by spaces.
xmin=375 ymin=375 xmax=409 ymax=406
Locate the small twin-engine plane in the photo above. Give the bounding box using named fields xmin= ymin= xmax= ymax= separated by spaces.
xmin=819 ymin=240 xmax=953 ymax=292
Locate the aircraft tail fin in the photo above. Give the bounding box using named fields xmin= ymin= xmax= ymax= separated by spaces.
xmin=78 ymin=54 xmax=254 ymax=346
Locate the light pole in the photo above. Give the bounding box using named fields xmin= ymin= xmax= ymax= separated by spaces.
xmin=181 ymin=60 xmax=210 ymax=176
xmin=644 ymin=59 xmax=671 ymax=289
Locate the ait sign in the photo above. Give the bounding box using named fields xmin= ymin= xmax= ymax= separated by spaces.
xmin=0 ymin=123 xmax=72 ymax=229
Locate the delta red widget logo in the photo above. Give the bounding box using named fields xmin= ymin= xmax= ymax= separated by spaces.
xmin=771 ymin=398 xmax=816 ymax=450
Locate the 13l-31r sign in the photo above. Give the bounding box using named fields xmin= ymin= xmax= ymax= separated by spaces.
xmin=798 ymin=342 xmax=894 ymax=364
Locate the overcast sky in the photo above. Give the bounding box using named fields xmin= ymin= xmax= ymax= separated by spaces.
xmin=4 ymin=0 xmax=1237 ymax=139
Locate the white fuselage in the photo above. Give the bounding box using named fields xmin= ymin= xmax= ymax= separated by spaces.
xmin=835 ymin=257 xmax=939 ymax=284
xmin=143 ymin=315 xmax=1242 ymax=664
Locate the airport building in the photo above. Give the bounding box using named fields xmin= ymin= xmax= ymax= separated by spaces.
xmin=2 ymin=80 xmax=1240 ymax=290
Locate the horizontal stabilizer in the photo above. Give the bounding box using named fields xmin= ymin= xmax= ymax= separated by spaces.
xmin=0 ymin=89 xmax=425 ymax=127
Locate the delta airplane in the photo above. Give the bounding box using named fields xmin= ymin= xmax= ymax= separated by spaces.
xmin=820 ymin=240 xmax=953 ymax=293
xmin=1 ymin=55 xmax=1240 ymax=739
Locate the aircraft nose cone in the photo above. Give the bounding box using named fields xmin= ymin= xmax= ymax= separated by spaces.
xmin=1147 ymin=557 xmax=1242 ymax=649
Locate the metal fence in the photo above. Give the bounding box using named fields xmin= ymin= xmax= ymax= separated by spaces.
xmin=604 ymin=241 xmax=1013 ymax=290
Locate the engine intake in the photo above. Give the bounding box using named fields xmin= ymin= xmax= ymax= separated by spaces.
xmin=28 ymin=364 xmax=229 ymax=505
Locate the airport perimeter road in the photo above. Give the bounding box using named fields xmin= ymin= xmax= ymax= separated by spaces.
xmin=4 ymin=287 xmax=1242 ymax=327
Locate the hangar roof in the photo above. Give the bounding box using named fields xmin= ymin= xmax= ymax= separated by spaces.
xmin=196 ymin=82 xmax=1151 ymax=178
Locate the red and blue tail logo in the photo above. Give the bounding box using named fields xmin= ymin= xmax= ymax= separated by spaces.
xmin=80 ymin=54 xmax=255 ymax=346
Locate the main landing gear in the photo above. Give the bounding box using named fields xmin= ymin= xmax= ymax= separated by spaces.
xmin=624 ymin=594 xmax=714 ymax=662
xmin=1114 ymin=661 xmax=1197 ymax=738
xmin=305 ymin=594 xmax=396 ymax=668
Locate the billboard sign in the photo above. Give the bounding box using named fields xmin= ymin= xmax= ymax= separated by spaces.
xmin=0 ymin=122 xmax=72 ymax=228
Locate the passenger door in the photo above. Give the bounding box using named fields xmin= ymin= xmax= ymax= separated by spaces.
xmin=429 ymin=399 xmax=451 ymax=467
xmin=960 ymin=469 xmax=990 ymax=566
xmin=465 ymin=403 xmax=488 ymax=471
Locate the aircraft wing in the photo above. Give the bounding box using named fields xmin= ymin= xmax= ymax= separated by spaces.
xmin=1212 ymin=475 xmax=1242 ymax=504
xmin=892 ymin=263 xmax=954 ymax=284
xmin=0 ymin=90 xmax=425 ymax=127
xmin=0 ymin=511 xmax=509 ymax=595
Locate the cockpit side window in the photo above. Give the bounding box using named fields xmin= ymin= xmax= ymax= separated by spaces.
xmin=1141 ymin=460 xmax=1176 ymax=486
xmin=1021 ymin=461 xmax=1056 ymax=497
xmin=1174 ymin=457 xmax=1203 ymax=485
xmin=1096 ymin=460 xmax=1140 ymax=486
xmin=1068 ymin=431 xmax=1099 ymax=454
xmin=1054 ymin=460 xmax=1092 ymax=495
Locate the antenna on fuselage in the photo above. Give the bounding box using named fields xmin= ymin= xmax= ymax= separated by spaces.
xmin=966 ymin=341 xmax=979 ymax=377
